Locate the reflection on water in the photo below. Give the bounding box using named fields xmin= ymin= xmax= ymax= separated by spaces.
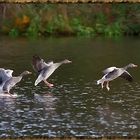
xmin=0 ymin=37 xmax=140 ymax=137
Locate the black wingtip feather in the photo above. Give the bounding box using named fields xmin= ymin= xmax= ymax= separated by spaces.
xmin=119 ymin=71 xmax=133 ymax=82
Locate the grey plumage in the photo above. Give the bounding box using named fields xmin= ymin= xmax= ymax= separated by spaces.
xmin=3 ymin=76 xmax=22 ymax=93
xmin=32 ymin=55 xmax=72 ymax=87
xmin=97 ymin=63 xmax=137 ymax=91
xmin=0 ymin=69 xmax=13 ymax=88
xmin=119 ymin=71 xmax=133 ymax=82
xmin=0 ymin=69 xmax=31 ymax=94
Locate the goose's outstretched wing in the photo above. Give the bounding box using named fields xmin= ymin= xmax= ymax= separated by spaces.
xmin=32 ymin=55 xmax=44 ymax=72
xmin=104 ymin=68 xmax=118 ymax=79
xmin=103 ymin=67 xmax=117 ymax=74
xmin=119 ymin=71 xmax=133 ymax=82
xmin=0 ymin=69 xmax=13 ymax=85
xmin=32 ymin=55 xmax=53 ymax=73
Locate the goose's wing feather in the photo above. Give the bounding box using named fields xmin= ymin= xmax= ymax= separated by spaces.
xmin=105 ymin=68 xmax=118 ymax=79
xmin=103 ymin=67 xmax=117 ymax=74
xmin=34 ymin=68 xmax=48 ymax=86
xmin=32 ymin=55 xmax=43 ymax=72
xmin=0 ymin=69 xmax=13 ymax=85
xmin=119 ymin=71 xmax=133 ymax=82
xmin=34 ymin=65 xmax=56 ymax=86
xmin=5 ymin=69 xmax=13 ymax=77
xmin=3 ymin=77 xmax=21 ymax=92
xmin=32 ymin=55 xmax=46 ymax=72
xmin=32 ymin=55 xmax=53 ymax=73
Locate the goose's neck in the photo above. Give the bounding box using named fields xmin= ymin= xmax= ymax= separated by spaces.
xmin=123 ymin=65 xmax=130 ymax=70
xmin=20 ymin=73 xmax=25 ymax=77
xmin=54 ymin=61 xmax=64 ymax=68
xmin=60 ymin=60 xmax=65 ymax=65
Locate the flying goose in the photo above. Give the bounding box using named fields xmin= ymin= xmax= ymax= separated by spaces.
xmin=0 ymin=68 xmax=32 ymax=96
xmin=32 ymin=55 xmax=72 ymax=87
xmin=97 ymin=63 xmax=138 ymax=91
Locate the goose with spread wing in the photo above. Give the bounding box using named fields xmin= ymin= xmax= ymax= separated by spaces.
xmin=32 ymin=55 xmax=72 ymax=87
xmin=97 ymin=63 xmax=138 ymax=91
xmin=0 ymin=68 xmax=32 ymax=96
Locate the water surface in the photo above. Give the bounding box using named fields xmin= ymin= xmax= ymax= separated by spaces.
xmin=0 ymin=37 xmax=140 ymax=137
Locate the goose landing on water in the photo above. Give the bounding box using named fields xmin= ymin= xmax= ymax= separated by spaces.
xmin=32 ymin=55 xmax=72 ymax=88
xmin=97 ymin=63 xmax=138 ymax=91
xmin=0 ymin=68 xmax=32 ymax=96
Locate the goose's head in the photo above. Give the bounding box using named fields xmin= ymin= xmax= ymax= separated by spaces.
xmin=127 ymin=63 xmax=138 ymax=68
xmin=21 ymin=71 xmax=32 ymax=76
xmin=62 ymin=59 xmax=72 ymax=64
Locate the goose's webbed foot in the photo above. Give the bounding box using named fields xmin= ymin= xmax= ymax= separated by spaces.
xmin=44 ymin=80 xmax=54 ymax=88
xmin=106 ymin=82 xmax=110 ymax=91
xmin=4 ymin=91 xmax=13 ymax=97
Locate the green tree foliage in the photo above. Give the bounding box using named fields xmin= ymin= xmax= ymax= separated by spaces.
xmin=0 ymin=4 xmax=140 ymax=38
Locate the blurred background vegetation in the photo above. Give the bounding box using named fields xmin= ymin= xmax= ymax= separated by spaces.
xmin=0 ymin=3 xmax=140 ymax=38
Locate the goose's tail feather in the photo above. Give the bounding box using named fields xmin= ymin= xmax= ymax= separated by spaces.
xmin=97 ymin=79 xmax=102 ymax=85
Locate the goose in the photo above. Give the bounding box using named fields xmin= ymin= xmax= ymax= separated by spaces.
xmin=32 ymin=55 xmax=72 ymax=87
xmin=97 ymin=63 xmax=138 ymax=91
xmin=0 ymin=68 xmax=32 ymax=96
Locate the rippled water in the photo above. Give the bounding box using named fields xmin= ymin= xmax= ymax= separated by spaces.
xmin=0 ymin=37 xmax=140 ymax=137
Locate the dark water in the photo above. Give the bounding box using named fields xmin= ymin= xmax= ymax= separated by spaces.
xmin=0 ymin=37 xmax=140 ymax=137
